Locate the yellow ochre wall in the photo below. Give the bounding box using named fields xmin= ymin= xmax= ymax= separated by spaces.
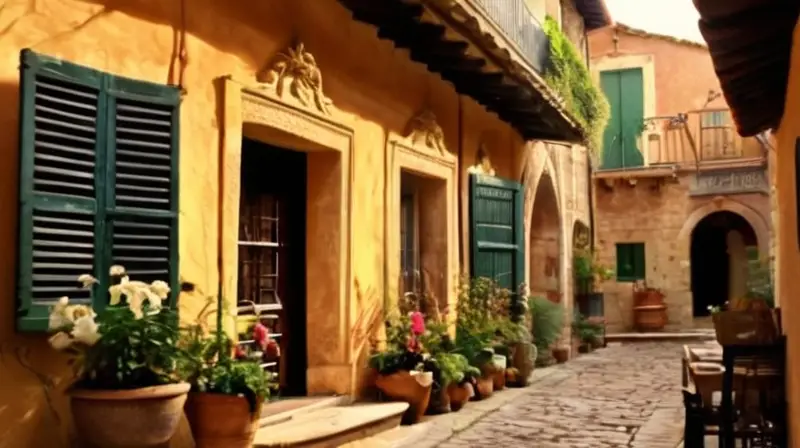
xmin=0 ymin=0 xmax=536 ymax=446
xmin=775 ymin=16 xmax=800 ymax=448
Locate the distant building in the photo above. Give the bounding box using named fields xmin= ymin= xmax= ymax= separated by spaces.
xmin=588 ymin=23 xmax=771 ymax=331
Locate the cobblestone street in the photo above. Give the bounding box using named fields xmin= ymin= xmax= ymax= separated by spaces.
xmin=430 ymin=342 xmax=686 ymax=448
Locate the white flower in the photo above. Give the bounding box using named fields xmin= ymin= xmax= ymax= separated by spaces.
xmin=109 ymin=265 xmax=126 ymax=276
xmin=109 ymin=284 xmax=123 ymax=306
xmin=48 ymin=332 xmax=73 ymax=350
xmin=149 ymin=281 xmax=170 ymax=300
xmin=48 ymin=297 xmax=72 ymax=330
xmin=78 ymin=274 xmax=98 ymax=288
xmin=71 ymin=315 xmax=100 ymax=346
xmin=128 ymin=290 xmax=145 ymax=319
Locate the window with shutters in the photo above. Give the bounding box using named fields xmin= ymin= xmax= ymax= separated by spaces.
xmin=15 ymin=49 xmax=180 ymax=332
xmin=616 ymin=242 xmax=645 ymax=282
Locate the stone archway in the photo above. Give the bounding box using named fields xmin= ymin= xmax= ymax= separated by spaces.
xmin=529 ymin=172 xmax=562 ymax=302
xmin=690 ymin=211 xmax=758 ymax=317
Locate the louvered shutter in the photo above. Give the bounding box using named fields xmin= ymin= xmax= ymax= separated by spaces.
xmin=106 ymin=76 xmax=180 ymax=306
xmin=469 ymin=173 xmax=524 ymax=291
xmin=16 ymin=50 xmax=107 ymax=331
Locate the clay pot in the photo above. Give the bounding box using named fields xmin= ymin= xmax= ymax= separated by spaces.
xmin=508 ymin=342 xmax=535 ymax=387
xmin=185 ymin=392 xmax=262 ymax=448
xmin=375 ymin=371 xmax=433 ymax=424
xmin=492 ymin=369 xmax=506 ymax=391
xmin=70 ymin=383 xmax=190 ymax=448
xmin=426 ymin=385 xmax=451 ymax=415
xmin=552 ymin=347 xmax=569 ymax=364
xmin=472 ymin=376 xmax=494 ymax=400
xmin=633 ymin=305 xmax=668 ymax=331
xmin=447 ymin=383 xmax=473 ymax=412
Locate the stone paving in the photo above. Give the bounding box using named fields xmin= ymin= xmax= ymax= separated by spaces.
xmin=425 ymin=342 xmax=687 ymax=448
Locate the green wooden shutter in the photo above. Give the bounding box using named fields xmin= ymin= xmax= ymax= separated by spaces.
xmin=632 ymin=243 xmax=646 ymax=280
xmin=469 ymin=174 xmax=524 ymax=291
xmin=600 ymin=71 xmax=622 ymax=169
xmin=16 ymin=50 xmax=108 ymax=331
xmin=619 ymin=68 xmax=644 ymax=168
xmin=106 ymin=76 xmax=180 ymax=307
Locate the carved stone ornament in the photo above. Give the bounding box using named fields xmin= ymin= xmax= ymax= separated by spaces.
xmin=467 ymin=143 xmax=495 ymax=176
xmin=406 ymin=109 xmax=447 ymax=155
xmin=257 ymin=42 xmax=333 ymax=115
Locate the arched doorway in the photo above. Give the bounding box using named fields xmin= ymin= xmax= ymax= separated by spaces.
xmin=690 ymin=211 xmax=758 ymax=316
xmin=529 ymin=173 xmax=561 ymax=302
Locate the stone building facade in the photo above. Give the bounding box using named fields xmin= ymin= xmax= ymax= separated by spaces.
xmin=0 ymin=0 xmax=607 ymax=445
xmin=588 ymin=24 xmax=771 ymax=332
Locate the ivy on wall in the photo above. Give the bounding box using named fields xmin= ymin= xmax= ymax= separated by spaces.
xmin=542 ymin=16 xmax=609 ymax=156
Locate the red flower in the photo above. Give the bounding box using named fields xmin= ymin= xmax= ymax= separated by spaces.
xmin=253 ymin=322 xmax=270 ymax=350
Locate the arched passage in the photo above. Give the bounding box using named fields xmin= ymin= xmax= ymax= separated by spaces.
xmin=529 ymin=172 xmax=561 ymax=301
xmin=690 ymin=211 xmax=758 ymax=316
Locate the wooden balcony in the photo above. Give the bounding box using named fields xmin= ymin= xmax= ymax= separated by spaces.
xmin=644 ymin=109 xmax=764 ymax=169
xmin=472 ymin=0 xmax=549 ymax=73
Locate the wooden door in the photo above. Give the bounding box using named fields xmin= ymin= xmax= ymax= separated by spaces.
xmin=238 ymin=140 xmax=307 ymax=396
xmin=600 ymin=68 xmax=645 ymax=169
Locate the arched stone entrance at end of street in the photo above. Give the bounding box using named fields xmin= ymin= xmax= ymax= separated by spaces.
xmin=529 ymin=171 xmax=562 ymax=303
xmin=677 ymin=198 xmax=770 ymax=318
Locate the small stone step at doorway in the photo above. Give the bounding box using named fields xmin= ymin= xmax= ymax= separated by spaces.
xmin=253 ymin=400 xmax=409 ymax=447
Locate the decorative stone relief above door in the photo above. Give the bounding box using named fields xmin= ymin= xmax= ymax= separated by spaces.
xmin=256 ymin=42 xmax=333 ymax=115
xmin=468 ymin=143 xmax=496 ymax=176
xmin=405 ymin=109 xmax=449 ymax=157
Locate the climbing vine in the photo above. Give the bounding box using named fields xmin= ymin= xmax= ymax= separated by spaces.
xmin=542 ymin=16 xmax=609 ymax=156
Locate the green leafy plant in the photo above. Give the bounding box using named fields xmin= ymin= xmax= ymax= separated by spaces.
xmin=542 ymin=16 xmax=610 ymax=156
xmin=571 ymin=313 xmax=604 ymax=344
xmin=46 ymin=266 xmax=182 ymax=390
xmin=455 ymin=277 xmax=515 ymax=367
xmin=179 ymin=299 xmax=274 ymax=413
xmin=529 ymin=296 xmax=564 ymax=361
xmin=745 ymin=256 xmax=774 ymax=307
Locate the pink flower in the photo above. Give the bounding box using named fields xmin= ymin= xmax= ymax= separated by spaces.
xmin=409 ymin=311 xmax=425 ymax=335
xmin=253 ymin=322 xmax=269 ymax=350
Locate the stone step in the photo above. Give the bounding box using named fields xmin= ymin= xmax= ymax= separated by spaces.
xmin=260 ymin=395 xmax=351 ymax=427
xmin=606 ymin=329 xmax=716 ymax=343
xmin=253 ymin=402 xmax=409 ymax=448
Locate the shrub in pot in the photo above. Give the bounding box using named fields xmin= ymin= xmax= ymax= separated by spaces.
xmin=180 ymin=301 xmax=274 ymax=448
xmin=530 ymin=296 xmax=564 ymax=367
xmin=572 ymin=313 xmax=604 ymax=354
xmin=46 ymin=266 xmax=188 ymax=448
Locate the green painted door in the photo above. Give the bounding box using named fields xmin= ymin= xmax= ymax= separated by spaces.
xmin=469 ymin=174 xmax=524 ymax=291
xmin=600 ymin=68 xmax=644 ymax=169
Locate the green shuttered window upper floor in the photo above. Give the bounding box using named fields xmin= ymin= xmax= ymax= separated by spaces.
xmin=16 ymin=50 xmax=181 ymax=332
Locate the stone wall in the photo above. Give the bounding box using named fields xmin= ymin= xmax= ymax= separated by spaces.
xmin=594 ymin=175 xmax=771 ymax=331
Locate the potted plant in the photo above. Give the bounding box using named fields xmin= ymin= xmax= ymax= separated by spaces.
xmin=529 ymin=296 xmax=564 ymax=367
xmin=180 ymin=299 xmax=274 ymax=448
xmin=572 ymin=313 xmax=604 ymax=354
xmin=369 ymin=307 xmax=432 ymax=424
xmin=632 ymin=281 xmax=667 ymax=331
xmin=710 ymin=256 xmax=779 ymax=345
xmin=454 ymin=277 xmax=507 ymax=399
xmin=47 ymin=266 xmax=188 ymax=448
xmin=445 ymin=354 xmax=479 ymax=411
xmin=574 ymin=248 xmax=614 ymax=316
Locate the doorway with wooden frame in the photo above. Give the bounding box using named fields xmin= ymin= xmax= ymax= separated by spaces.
xmin=237 ymin=137 xmax=308 ymax=397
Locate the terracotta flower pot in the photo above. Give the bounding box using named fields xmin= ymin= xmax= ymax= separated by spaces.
xmin=184 ymin=392 xmax=263 ymax=448
xmin=70 ymin=383 xmax=190 ymax=448
xmin=492 ymin=369 xmax=506 ymax=391
xmin=374 ymin=371 xmax=433 ymax=424
xmin=472 ymin=376 xmax=494 ymax=400
xmin=447 ymin=382 xmax=472 ymax=412
xmin=426 ymin=385 xmax=451 ymax=415
xmin=552 ymin=347 xmax=569 ymax=364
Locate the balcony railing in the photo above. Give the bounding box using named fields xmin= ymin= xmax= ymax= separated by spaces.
xmin=642 ymin=110 xmax=763 ymax=166
xmin=473 ymin=0 xmax=549 ymax=73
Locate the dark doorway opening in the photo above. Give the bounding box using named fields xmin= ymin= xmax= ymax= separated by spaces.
xmin=690 ymin=211 xmax=757 ymax=317
xmin=238 ymin=138 xmax=308 ymax=396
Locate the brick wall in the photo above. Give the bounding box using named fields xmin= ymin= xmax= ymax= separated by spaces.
xmin=594 ymin=175 xmax=771 ymax=331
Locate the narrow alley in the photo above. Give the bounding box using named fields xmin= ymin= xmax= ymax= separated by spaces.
xmin=428 ymin=342 xmax=687 ymax=448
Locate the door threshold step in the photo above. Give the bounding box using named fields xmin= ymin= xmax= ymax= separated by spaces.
xmin=253 ymin=402 xmax=409 ymax=448
xmin=606 ymin=331 xmax=715 ymax=343
xmin=260 ymin=395 xmax=352 ymax=427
